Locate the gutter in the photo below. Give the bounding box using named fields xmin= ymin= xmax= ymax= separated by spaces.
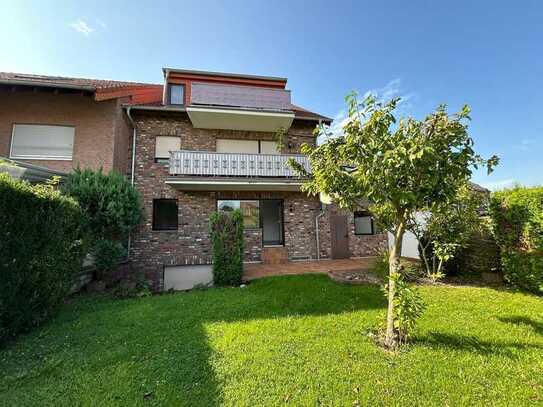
xmin=0 ymin=79 xmax=96 ymax=92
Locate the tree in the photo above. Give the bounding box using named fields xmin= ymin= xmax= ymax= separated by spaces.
xmin=62 ymin=168 xmax=142 ymax=277
xmin=290 ymin=94 xmax=497 ymax=348
xmin=409 ymin=185 xmax=484 ymax=281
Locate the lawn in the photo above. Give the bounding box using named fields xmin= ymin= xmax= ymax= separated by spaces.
xmin=1 ymin=275 xmax=542 ymax=406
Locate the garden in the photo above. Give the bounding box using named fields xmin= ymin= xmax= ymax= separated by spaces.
xmin=1 ymin=94 xmax=542 ymax=406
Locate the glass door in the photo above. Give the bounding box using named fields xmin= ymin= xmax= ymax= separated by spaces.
xmin=261 ymin=200 xmax=284 ymax=246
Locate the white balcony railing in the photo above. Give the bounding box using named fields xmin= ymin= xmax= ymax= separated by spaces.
xmin=169 ymin=150 xmax=310 ymax=177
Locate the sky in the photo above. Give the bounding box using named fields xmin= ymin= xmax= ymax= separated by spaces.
xmin=1 ymin=0 xmax=541 ymax=190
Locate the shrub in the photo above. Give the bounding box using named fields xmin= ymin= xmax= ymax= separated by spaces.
xmin=62 ymin=169 xmax=142 ymax=277
xmin=209 ymin=209 xmax=244 ymax=286
xmin=0 ymin=174 xmax=84 ymax=342
xmin=490 ymin=186 xmax=543 ymax=294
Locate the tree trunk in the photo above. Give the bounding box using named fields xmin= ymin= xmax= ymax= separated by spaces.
xmin=384 ymin=220 xmax=405 ymax=349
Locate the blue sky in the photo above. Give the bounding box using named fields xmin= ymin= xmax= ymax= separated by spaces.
xmin=1 ymin=0 xmax=541 ymax=189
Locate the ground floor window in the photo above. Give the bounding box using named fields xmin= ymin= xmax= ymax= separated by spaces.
xmin=217 ymin=200 xmax=260 ymax=228
xmin=217 ymin=199 xmax=284 ymax=245
xmin=153 ymin=199 xmax=178 ymax=230
xmin=354 ymin=211 xmax=374 ymax=235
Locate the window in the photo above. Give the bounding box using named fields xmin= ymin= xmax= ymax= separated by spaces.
xmin=259 ymin=140 xmax=279 ymax=154
xmin=354 ymin=211 xmax=374 ymax=235
xmin=168 ymin=84 xmax=185 ymax=105
xmin=155 ymin=136 xmax=181 ymax=162
xmin=153 ymin=199 xmax=178 ymax=230
xmin=10 ymin=124 xmax=74 ymax=160
xmin=216 ymin=139 xmax=259 ymax=154
xmin=216 ymin=139 xmax=279 ymax=154
xmin=217 ymin=200 xmax=260 ymax=228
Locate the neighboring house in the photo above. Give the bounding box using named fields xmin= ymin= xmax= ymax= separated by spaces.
xmin=0 ymin=68 xmax=388 ymax=290
xmin=0 ymin=72 xmax=161 ymax=174
xmin=126 ymin=68 xmax=388 ymax=289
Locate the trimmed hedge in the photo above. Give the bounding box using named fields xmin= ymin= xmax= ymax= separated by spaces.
xmin=490 ymin=187 xmax=543 ymax=294
xmin=209 ymin=210 xmax=244 ymax=286
xmin=0 ymin=174 xmax=84 ymax=342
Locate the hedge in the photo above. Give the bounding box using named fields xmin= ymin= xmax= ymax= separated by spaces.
xmin=209 ymin=209 xmax=244 ymax=286
xmin=490 ymin=186 xmax=543 ymax=294
xmin=0 ymin=173 xmax=85 ymax=342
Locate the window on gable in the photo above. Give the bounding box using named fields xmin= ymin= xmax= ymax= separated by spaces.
xmin=354 ymin=211 xmax=374 ymax=235
xmin=168 ymin=84 xmax=185 ymax=105
xmin=10 ymin=124 xmax=74 ymax=160
xmin=153 ymin=199 xmax=178 ymax=230
xmin=155 ymin=136 xmax=181 ymax=162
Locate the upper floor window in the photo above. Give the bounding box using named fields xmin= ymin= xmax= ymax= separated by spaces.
xmin=155 ymin=136 xmax=181 ymax=163
xmin=354 ymin=211 xmax=374 ymax=235
xmin=10 ymin=124 xmax=74 ymax=160
xmin=168 ymin=84 xmax=185 ymax=105
xmin=216 ymin=139 xmax=279 ymax=154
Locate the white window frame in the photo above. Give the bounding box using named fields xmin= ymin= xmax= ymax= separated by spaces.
xmin=10 ymin=124 xmax=75 ymax=161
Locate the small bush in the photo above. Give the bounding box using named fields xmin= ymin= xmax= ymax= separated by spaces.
xmin=491 ymin=186 xmax=543 ymax=294
xmin=62 ymin=169 xmax=142 ymax=277
xmin=0 ymin=174 xmax=84 ymax=342
xmin=209 ymin=209 xmax=244 ymax=286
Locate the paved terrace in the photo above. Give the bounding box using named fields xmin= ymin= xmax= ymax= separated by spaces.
xmin=243 ymin=257 xmax=379 ymax=282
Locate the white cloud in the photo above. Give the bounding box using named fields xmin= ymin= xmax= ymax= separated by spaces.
xmin=97 ymin=19 xmax=107 ymax=29
xmin=513 ymin=138 xmax=537 ymax=151
xmin=69 ymin=19 xmax=94 ymax=36
xmin=322 ymin=78 xmax=416 ymax=142
xmin=480 ymin=178 xmax=518 ymax=191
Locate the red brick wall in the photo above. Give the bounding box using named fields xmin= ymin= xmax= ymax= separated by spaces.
xmin=0 ymin=91 xmax=130 ymax=173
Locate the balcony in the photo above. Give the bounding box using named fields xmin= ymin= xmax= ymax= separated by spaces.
xmin=186 ymin=82 xmax=295 ymax=132
xmin=166 ymin=151 xmax=310 ymax=191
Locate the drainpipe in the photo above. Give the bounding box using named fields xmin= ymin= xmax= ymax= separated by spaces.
xmin=314 ymin=119 xmax=326 ymax=261
xmin=315 ymin=203 xmax=326 ymax=260
xmin=125 ymin=106 xmax=137 ymax=260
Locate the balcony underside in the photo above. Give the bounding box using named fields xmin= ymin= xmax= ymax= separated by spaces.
xmin=186 ymin=106 xmax=294 ymax=132
xmin=165 ymin=176 xmax=304 ymax=191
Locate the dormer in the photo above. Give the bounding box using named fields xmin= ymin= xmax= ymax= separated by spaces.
xmin=162 ymin=68 xmax=295 ymax=132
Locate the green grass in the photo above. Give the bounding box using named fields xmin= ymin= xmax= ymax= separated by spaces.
xmin=1 ymin=275 xmax=542 ymax=406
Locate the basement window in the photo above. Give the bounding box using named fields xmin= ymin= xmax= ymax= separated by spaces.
xmin=354 ymin=211 xmax=374 ymax=235
xmin=168 ymin=84 xmax=185 ymax=105
xmin=153 ymin=199 xmax=178 ymax=231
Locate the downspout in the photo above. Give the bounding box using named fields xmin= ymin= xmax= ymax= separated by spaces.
xmin=314 ymin=118 xmax=325 ymax=261
xmin=125 ymin=106 xmax=137 ymax=260
xmin=315 ymin=203 xmax=326 ymax=260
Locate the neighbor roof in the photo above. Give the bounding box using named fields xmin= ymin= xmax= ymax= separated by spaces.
xmin=0 ymin=72 xmax=162 ymax=103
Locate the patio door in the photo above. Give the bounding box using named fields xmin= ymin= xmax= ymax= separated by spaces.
xmin=331 ymin=215 xmax=350 ymax=259
xmin=261 ymin=200 xmax=283 ymax=246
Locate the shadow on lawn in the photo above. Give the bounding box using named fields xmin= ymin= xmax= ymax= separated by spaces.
xmin=1 ymin=275 xmax=386 ymax=406
xmin=498 ymin=315 xmax=543 ymax=335
xmin=414 ymin=331 xmax=543 ymax=359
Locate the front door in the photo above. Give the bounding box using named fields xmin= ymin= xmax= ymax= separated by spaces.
xmin=331 ymin=215 xmax=349 ymax=259
xmin=261 ymin=200 xmax=283 ymax=246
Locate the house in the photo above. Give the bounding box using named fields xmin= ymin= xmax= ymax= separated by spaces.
xmin=0 ymin=72 xmax=161 ymax=174
xmin=126 ymin=68 xmax=388 ymax=289
xmin=0 ymin=68 xmax=388 ymax=290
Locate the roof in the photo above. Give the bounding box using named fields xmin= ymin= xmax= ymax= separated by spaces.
xmin=163 ymin=67 xmax=287 ymax=83
xmin=0 ymin=72 xmax=162 ymax=103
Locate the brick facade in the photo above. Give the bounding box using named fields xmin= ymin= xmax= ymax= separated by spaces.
xmin=0 ymin=90 xmax=131 ymax=173
xmin=129 ymin=111 xmax=388 ymax=289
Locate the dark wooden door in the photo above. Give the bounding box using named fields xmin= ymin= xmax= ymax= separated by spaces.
xmin=331 ymin=215 xmax=350 ymax=259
